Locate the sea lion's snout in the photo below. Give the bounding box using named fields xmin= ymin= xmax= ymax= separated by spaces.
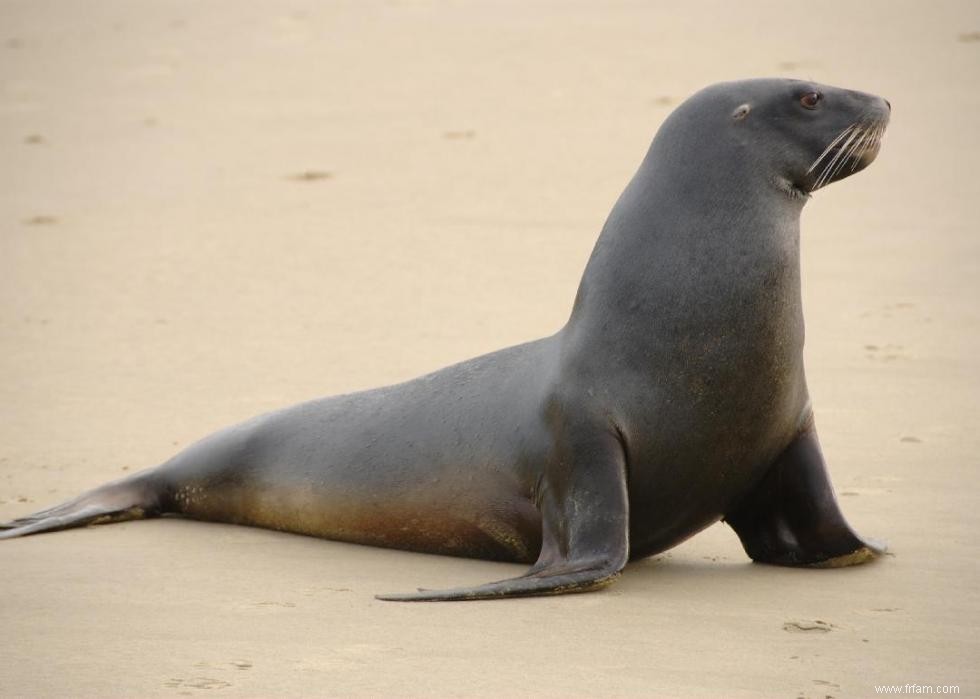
xmin=803 ymin=89 xmax=890 ymax=192
xmin=870 ymin=94 xmax=891 ymax=124
xmin=855 ymin=94 xmax=890 ymax=168
xmin=851 ymin=95 xmax=890 ymax=170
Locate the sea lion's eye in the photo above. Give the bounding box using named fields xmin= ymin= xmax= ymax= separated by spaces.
xmin=800 ymin=92 xmax=822 ymax=110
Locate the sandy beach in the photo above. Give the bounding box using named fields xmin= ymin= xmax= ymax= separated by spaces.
xmin=1 ymin=1 xmax=978 ymax=696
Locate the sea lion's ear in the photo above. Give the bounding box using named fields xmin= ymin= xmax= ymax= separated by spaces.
xmin=732 ymin=103 xmax=751 ymax=121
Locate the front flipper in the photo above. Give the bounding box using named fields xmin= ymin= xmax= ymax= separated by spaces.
xmin=377 ymin=426 xmax=629 ymax=601
xmin=725 ymin=424 xmax=885 ymax=567
xmin=375 ymin=561 xmax=621 ymax=602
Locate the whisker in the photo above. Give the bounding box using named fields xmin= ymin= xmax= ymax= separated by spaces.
xmin=873 ymin=122 xmax=885 ymax=148
xmin=806 ymin=123 xmax=856 ymax=175
xmin=850 ymin=121 xmax=881 ymax=172
xmin=826 ymin=123 xmax=869 ymax=185
xmin=864 ymin=122 xmax=884 ymax=161
xmin=815 ymin=128 xmax=857 ymax=189
xmin=867 ymin=122 xmax=882 ymax=150
xmin=847 ymin=124 xmax=876 ymax=172
xmin=816 ymin=125 xmax=862 ymax=189
xmin=829 ymin=124 xmax=871 ymax=182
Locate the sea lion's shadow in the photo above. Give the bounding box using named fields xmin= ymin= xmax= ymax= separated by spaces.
xmin=619 ymin=552 xmax=877 ymax=593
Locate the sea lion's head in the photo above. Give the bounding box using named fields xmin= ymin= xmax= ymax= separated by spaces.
xmin=658 ymin=79 xmax=891 ymax=201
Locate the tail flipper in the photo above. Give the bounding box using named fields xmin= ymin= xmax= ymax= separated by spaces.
xmin=0 ymin=474 xmax=162 ymax=540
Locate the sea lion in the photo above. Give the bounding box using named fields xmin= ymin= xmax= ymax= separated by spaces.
xmin=1 ymin=78 xmax=890 ymax=601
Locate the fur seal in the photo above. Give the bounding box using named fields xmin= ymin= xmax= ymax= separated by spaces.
xmin=1 ymin=78 xmax=890 ymax=601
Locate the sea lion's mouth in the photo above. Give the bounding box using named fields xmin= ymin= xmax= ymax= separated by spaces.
xmin=805 ymin=120 xmax=888 ymax=192
xmin=853 ymin=138 xmax=882 ymax=169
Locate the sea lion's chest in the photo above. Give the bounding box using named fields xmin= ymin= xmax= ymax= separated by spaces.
xmin=597 ymin=298 xmax=808 ymax=556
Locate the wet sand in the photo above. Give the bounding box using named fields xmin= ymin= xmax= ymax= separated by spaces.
xmin=1 ymin=1 xmax=978 ymax=696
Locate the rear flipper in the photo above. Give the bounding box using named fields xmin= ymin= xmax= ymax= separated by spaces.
xmin=725 ymin=424 xmax=885 ymax=567
xmin=0 ymin=473 xmax=162 ymax=540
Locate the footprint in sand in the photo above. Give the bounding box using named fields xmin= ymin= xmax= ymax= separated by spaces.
xmin=777 ymin=60 xmax=822 ymax=71
xmin=240 ymin=600 xmax=297 ymax=611
xmin=287 ymin=170 xmax=333 ymax=182
xmin=164 ymin=677 xmax=232 ymax=690
xmin=839 ymin=477 xmax=896 ymax=497
xmin=808 ymin=677 xmax=840 ymax=698
xmin=23 ymin=215 xmax=58 ymax=226
xmin=859 ymin=301 xmax=924 ymax=323
xmin=192 ymin=659 xmax=253 ymax=672
xmin=783 ymin=619 xmax=835 ymax=633
xmin=863 ymin=343 xmax=907 ymax=362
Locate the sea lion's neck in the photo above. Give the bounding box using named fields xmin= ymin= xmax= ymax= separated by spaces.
xmin=566 ymin=156 xmax=806 ymax=347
